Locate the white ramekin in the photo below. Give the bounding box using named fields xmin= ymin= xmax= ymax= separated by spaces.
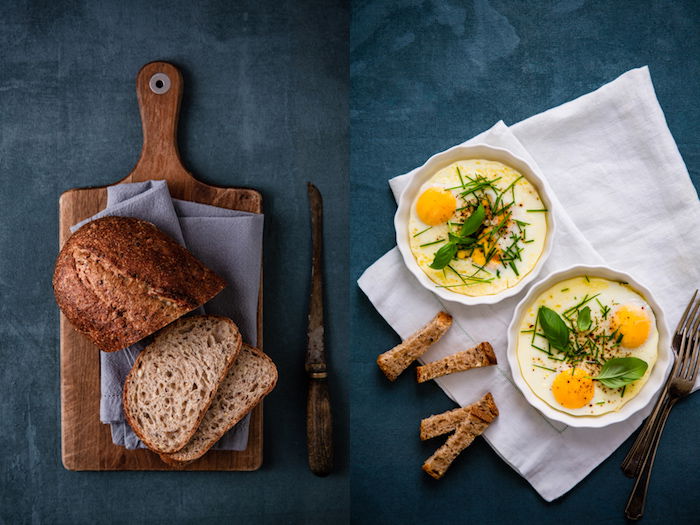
xmin=394 ymin=143 xmax=556 ymax=306
xmin=506 ymin=264 xmax=672 ymax=428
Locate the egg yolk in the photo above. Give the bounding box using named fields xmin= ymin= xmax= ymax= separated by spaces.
xmin=416 ymin=187 xmax=456 ymax=226
xmin=611 ymin=305 xmax=651 ymax=348
xmin=552 ymin=368 xmax=594 ymax=409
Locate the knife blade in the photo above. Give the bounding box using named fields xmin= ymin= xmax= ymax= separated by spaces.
xmin=305 ymin=182 xmax=333 ymax=477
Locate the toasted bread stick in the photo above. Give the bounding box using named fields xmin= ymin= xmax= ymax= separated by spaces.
xmin=422 ymin=393 xmax=498 ymax=480
xmin=376 ymin=311 xmax=452 ymax=381
xmin=416 ymin=342 xmax=496 ymax=383
xmin=420 ymin=403 xmax=476 ymax=440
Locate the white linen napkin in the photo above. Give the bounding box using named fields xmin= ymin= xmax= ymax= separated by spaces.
xmin=357 ymin=66 xmax=700 ymax=501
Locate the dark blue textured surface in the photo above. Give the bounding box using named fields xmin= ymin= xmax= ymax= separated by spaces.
xmin=0 ymin=1 xmax=348 ymax=523
xmin=350 ymin=1 xmax=699 ymax=524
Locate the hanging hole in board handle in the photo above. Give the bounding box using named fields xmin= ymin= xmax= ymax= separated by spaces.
xmin=149 ymin=72 xmax=171 ymax=94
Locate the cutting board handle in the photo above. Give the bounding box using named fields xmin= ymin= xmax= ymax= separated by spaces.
xmin=129 ymin=61 xmax=193 ymax=190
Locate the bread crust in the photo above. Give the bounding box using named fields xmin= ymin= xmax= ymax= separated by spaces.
xmin=53 ymin=216 xmax=226 ymax=352
xmin=160 ymin=344 xmax=278 ymax=466
xmin=376 ymin=311 xmax=452 ymax=381
xmin=122 ymin=315 xmax=242 ymax=454
xmin=415 ymin=342 xmax=496 ymax=383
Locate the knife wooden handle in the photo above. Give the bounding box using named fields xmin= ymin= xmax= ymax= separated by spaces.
xmin=307 ymin=375 xmax=333 ymax=476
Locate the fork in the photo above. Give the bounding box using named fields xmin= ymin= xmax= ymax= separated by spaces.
xmin=624 ymin=291 xmax=700 ymax=520
xmin=621 ymin=290 xmax=699 ymax=477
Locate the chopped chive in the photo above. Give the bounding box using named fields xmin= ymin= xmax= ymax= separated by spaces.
xmin=446 ymin=264 xmax=467 ymax=285
xmin=492 ymin=201 xmax=514 ymax=217
xmin=561 ymin=288 xmax=569 ymax=292
xmin=413 ymin=226 xmax=432 ymax=238
xmin=563 ymin=293 xmax=600 ymax=316
xmin=596 ymin=298 xmax=611 ymax=320
xmin=533 ymin=364 xmax=556 ymax=372
xmin=493 ymin=175 xmax=523 ymax=210
xmin=419 ymin=239 xmax=446 ymax=247
xmin=471 ymin=262 xmax=490 ymax=275
xmin=584 ymin=275 xmax=590 ymax=282
xmin=531 ymin=313 xmax=539 ymax=345
xmin=509 ymin=261 xmax=519 ymax=276
xmin=621 ymin=386 xmax=626 ymax=398
xmin=532 ymin=344 xmax=551 ymax=355
xmin=456 ymin=166 xmax=465 ymax=187
xmin=596 ymin=401 xmax=605 ymax=405
xmin=526 ymin=208 xmax=548 ymax=212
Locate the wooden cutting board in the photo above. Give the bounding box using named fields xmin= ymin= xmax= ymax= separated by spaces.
xmin=59 ymin=61 xmax=264 ymax=471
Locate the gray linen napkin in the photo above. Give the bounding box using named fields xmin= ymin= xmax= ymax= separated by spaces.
xmin=71 ymin=180 xmax=264 ymax=451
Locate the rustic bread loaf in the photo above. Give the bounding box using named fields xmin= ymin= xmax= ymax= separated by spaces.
xmin=122 ymin=316 xmax=242 ymax=454
xmin=376 ymin=311 xmax=452 ymax=381
xmin=422 ymin=392 xmax=498 ymax=480
xmin=53 ymin=216 xmax=226 ymax=352
xmin=415 ymin=342 xmax=496 ymax=383
xmin=160 ymin=344 xmax=278 ymax=466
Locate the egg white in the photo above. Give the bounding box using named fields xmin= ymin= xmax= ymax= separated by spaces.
xmin=408 ymin=159 xmax=547 ymax=296
xmin=516 ymin=276 xmax=659 ymax=416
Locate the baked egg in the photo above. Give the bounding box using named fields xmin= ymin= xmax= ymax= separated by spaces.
xmin=408 ymin=159 xmax=547 ymax=296
xmin=516 ymin=276 xmax=658 ymax=416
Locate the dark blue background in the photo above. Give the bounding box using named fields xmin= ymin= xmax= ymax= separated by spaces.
xmin=0 ymin=1 xmax=348 ymax=523
xmin=351 ymin=1 xmax=699 ymax=524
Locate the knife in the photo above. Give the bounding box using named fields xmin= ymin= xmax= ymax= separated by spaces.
xmin=305 ymin=182 xmax=333 ymax=477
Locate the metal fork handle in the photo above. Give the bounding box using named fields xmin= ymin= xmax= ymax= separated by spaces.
xmin=624 ymin=398 xmax=677 ymax=520
xmin=622 ymin=390 xmax=672 ymax=477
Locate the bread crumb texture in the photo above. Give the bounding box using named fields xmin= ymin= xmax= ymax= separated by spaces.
xmin=122 ymin=316 xmax=241 ymax=454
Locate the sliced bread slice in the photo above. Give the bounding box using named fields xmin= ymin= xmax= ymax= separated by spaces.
xmin=160 ymin=344 xmax=278 ymax=465
xmin=415 ymin=342 xmax=496 ymax=383
xmin=376 ymin=311 xmax=452 ymax=381
xmin=123 ymin=315 xmax=242 ymax=454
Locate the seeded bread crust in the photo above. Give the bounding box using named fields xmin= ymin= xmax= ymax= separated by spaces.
xmin=422 ymin=392 xmax=498 ymax=480
xmin=53 ymin=216 xmax=226 ymax=352
xmin=122 ymin=316 xmax=242 ymax=454
xmin=415 ymin=342 xmax=496 ymax=383
xmin=160 ymin=344 xmax=278 ymax=466
xmin=376 ymin=311 xmax=452 ymax=381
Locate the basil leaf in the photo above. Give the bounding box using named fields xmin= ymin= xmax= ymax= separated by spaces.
xmin=448 ymin=233 xmax=476 ymax=245
xmin=594 ymin=357 xmax=648 ymax=389
xmin=538 ymin=306 xmax=570 ymax=351
xmin=577 ymin=306 xmax=592 ymax=332
xmin=429 ymin=242 xmax=458 ymax=270
xmin=460 ymin=203 xmax=485 ymax=237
